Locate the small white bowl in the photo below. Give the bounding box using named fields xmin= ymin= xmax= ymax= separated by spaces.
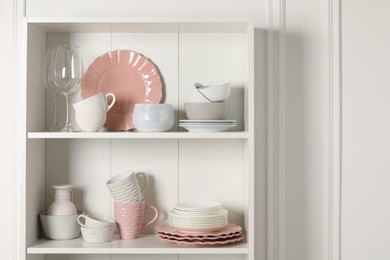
xmin=132 ymin=104 xmax=175 ymax=132
xmin=196 ymin=81 xmax=231 ymax=103
xmin=184 ymin=102 xmax=228 ymax=120
xmin=80 ymin=225 xmax=115 ymax=243
xmin=39 ymin=212 xmax=80 ymax=240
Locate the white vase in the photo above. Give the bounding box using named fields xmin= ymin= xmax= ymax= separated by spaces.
xmin=47 ymin=184 xmax=77 ymax=215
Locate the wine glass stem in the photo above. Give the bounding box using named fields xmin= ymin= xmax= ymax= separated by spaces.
xmin=53 ymin=94 xmax=59 ymax=127
xmin=63 ymin=94 xmax=72 ymax=132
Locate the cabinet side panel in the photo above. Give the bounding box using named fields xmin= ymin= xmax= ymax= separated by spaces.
xmin=111 ymin=139 xmax=179 ymax=233
xmin=179 ymin=139 xmax=245 ymax=228
xmin=178 ymin=33 xmax=244 ymax=130
xmin=26 ymin=139 xmax=45 ymax=243
xmin=45 ymin=140 xmax=112 ymax=217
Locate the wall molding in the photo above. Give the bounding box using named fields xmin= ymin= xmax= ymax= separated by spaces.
xmin=267 ymin=0 xmax=342 ymax=259
xmin=266 ymin=0 xmax=286 ymax=259
xmin=326 ymin=0 xmax=342 ymax=259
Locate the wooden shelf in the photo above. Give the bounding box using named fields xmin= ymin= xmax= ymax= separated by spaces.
xmin=27 ymin=234 xmax=248 ymax=255
xmin=27 ymin=131 xmax=249 ymax=139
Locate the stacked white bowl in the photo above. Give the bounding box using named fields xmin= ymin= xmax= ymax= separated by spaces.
xmin=168 ymin=201 xmax=228 ymax=231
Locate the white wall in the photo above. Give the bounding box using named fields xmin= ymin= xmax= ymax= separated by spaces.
xmin=342 ymin=0 xmax=390 ymax=259
xmin=0 ymin=0 xmax=16 ymax=259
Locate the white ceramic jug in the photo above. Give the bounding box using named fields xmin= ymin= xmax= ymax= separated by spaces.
xmin=47 ymin=184 xmax=77 ymax=215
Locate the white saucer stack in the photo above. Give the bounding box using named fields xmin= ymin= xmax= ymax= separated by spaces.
xmin=179 ymin=120 xmax=237 ymax=132
xmin=168 ymin=201 xmax=228 ymax=231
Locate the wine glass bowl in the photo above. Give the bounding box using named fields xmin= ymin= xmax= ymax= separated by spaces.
xmin=44 ymin=49 xmax=62 ymax=131
xmin=54 ymin=45 xmax=84 ymax=132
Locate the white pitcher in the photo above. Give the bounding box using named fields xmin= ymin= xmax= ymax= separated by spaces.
xmin=47 ymin=184 xmax=77 ymax=216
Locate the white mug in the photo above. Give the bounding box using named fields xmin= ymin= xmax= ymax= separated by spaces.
xmin=73 ymin=93 xmax=116 ymax=113
xmin=106 ymin=171 xmax=148 ymax=203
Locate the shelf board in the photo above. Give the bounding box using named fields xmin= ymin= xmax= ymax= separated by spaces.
xmin=27 ymin=234 xmax=248 ymax=255
xmin=27 ymin=131 xmax=249 ymax=139
xmin=26 ymin=17 xmax=251 ymax=33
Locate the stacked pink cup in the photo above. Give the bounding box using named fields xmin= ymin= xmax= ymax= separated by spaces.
xmin=106 ymin=171 xmax=159 ymax=239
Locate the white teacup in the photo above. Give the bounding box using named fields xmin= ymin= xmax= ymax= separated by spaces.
xmin=106 ymin=171 xmax=148 ymax=203
xmin=75 ymin=111 xmax=107 ymax=132
xmin=77 ymin=213 xmax=115 ymax=228
xmin=73 ymin=93 xmax=116 ymax=113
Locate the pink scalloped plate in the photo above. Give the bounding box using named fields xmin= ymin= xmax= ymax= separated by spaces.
xmin=157 ymin=231 xmax=242 ymax=241
xmin=157 ymin=233 xmax=244 ymax=246
xmin=155 ymin=223 xmax=242 ymax=237
xmin=81 ymin=50 xmax=163 ymax=130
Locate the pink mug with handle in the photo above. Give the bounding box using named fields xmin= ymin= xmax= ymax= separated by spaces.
xmin=114 ymin=201 xmax=159 ymax=240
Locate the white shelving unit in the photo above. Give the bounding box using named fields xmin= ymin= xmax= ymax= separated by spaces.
xmin=19 ymin=17 xmax=256 ymax=260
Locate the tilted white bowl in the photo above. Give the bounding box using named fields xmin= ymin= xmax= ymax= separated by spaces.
xmin=196 ymin=81 xmax=231 ymax=103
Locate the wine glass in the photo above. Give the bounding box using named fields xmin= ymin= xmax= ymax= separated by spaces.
xmin=54 ymin=45 xmax=84 ymax=132
xmin=44 ymin=49 xmax=61 ymax=131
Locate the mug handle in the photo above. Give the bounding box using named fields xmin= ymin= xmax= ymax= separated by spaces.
xmin=141 ymin=206 xmax=159 ymax=231
xmin=135 ymin=172 xmax=148 ymax=193
xmin=77 ymin=214 xmax=87 ymax=227
xmin=105 ymin=93 xmax=116 ymax=112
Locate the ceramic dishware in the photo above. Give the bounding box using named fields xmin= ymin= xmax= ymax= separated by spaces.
xmin=187 ymin=85 xmax=213 ymax=103
xmin=77 ymin=213 xmax=115 ymax=228
xmin=81 ymin=50 xmax=163 ymax=130
xmin=74 ymin=111 xmax=107 ymax=132
xmin=196 ymin=81 xmax=231 ymax=103
xmin=156 ymin=222 xmax=243 ymax=246
xmin=106 ymin=171 xmax=148 ymax=203
xmin=47 ymin=184 xmax=77 ymax=216
xmin=168 ymin=200 xmax=229 ymax=231
xmin=132 ymin=104 xmax=175 ymax=132
xmin=73 ymin=93 xmax=116 ymax=113
xmin=114 ymin=201 xmax=159 ymax=239
xmin=184 ymin=102 xmax=228 ymax=120
xmin=39 ymin=212 xmax=80 ymax=240
xmin=80 ymin=225 xmax=115 ymax=243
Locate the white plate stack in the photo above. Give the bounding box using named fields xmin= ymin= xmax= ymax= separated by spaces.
xmin=156 ymin=200 xmax=244 ymax=246
xmin=179 ymin=120 xmax=237 ymax=132
xmin=168 ymin=201 xmax=228 ymax=231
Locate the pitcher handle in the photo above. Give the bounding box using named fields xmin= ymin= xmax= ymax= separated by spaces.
xmin=105 ymin=93 xmax=116 ymax=112
xmin=141 ymin=206 xmax=159 ymax=231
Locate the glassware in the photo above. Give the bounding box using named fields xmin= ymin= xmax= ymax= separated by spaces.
xmin=44 ymin=49 xmax=61 ymax=131
xmin=54 ymin=44 xmax=84 ymax=132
